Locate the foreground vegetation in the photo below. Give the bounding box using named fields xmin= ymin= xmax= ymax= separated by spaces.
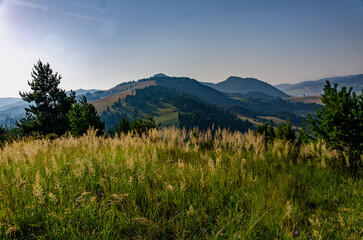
xmin=0 ymin=128 xmax=362 ymax=239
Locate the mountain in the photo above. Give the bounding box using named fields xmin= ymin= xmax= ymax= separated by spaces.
xmin=0 ymin=89 xmax=99 ymax=125
xmin=86 ymin=74 xmax=258 ymax=130
xmin=100 ymin=86 xmax=254 ymax=132
xmin=0 ymin=99 xmax=27 ymax=112
xmin=86 ymin=80 xmax=156 ymax=101
xmin=0 ymin=98 xmax=22 ymax=108
xmin=72 ymin=89 xmax=99 ymax=96
xmin=0 ymin=98 xmax=28 ymax=125
xmin=87 ymin=74 xmax=316 ymax=130
xmin=227 ymin=92 xmax=275 ymax=99
xmin=203 ymin=76 xmax=290 ymax=98
xmin=153 ymin=76 xmax=239 ymax=107
xmin=89 ymin=74 xmax=243 ymax=108
xmin=273 ymin=83 xmax=292 ymax=91
xmin=1 ymin=74 xmax=319 ymax=129
xmin=275 ymin=74 xmax=363 ymax=96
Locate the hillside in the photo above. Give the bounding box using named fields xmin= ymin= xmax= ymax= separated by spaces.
xmin=1 ymin=74 xmax=319 ymax=129
xmin=85 ymin=74 xmax=318 ymax=130
xmin=204 ymin=76 xmax=289 ymax=98
xmin=86 ymin=80 xmax=156 ymax=101
xmin=153 ymin=75 xmax=238 ymax=107
xmin=100 ymin=86 xmax=254 ymax=131
xmin=275 ymin=74 xmax=363 ymax=96
xmin=0 ymin=98 xmax=22 ymax=108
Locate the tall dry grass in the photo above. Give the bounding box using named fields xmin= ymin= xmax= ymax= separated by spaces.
xmin=0 ymin=128 xmax=362 ymax=239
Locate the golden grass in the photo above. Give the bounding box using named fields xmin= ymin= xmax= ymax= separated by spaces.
xmin=0 ymin=128 xmax=361 ymax=239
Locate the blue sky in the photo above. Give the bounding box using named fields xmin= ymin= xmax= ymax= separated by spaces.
xmin=0 ymin=0 xmax=363 ymax=97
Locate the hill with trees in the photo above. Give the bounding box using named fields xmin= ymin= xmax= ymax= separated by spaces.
xmin=100 ymin=86 xmax=254 ymax=132
xmin=87 ymin=74 xmax=318 ymax=130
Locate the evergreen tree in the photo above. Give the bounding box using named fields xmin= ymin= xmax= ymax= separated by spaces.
xmin=115 ymin=116 xmax=131 ymax=134
xmin=297 ymin=120 xmax=309 ymax=145
xmin=68 ymin=95 xmax=105 ymax=136
xmin=308 ymin=81 xmax=363 ymax=165
xmin=115 ymin=115 xmax=160 ymax=135
xmin=17 ymin=60 xmax=76 ymax=136
xmin=276 ymin=118 xmax=296 ymax=142
xmin=0 ymin=125 xmax=5 ymax=144
xmin=256 ymin=123 xmax=275 ymax=143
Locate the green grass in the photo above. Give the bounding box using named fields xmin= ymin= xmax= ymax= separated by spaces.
xmin=154 ymin=103 xmax=179 ymax=126
xmin=0 ymin=128 xmax=362 ymax=239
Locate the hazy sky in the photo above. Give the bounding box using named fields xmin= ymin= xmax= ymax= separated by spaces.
xmin=1 ymin=0 xmax=363 ymax=97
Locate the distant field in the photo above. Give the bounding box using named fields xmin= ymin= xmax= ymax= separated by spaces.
xmin=91 ymin=80 xmax=156 ymax=113
xmin=154 ymin=103 xmax=179 ymax=126
xmin=258 ymin=116 xmax=286 ymax=125
xmin=237 ymin=115 xmax=262 ymax=126
xmin=109 ymin=80 xmax=156 ymax=93
xmin=0 ymin=129 xmax=361 ymax=239
xmin=285 ymin=95 xmax=323 ymax=105
xmin=91 ymin=91 xmax=133 ymax=113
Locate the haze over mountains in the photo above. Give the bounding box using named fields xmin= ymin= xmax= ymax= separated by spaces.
xmin=275 ymin=74 xmax=363 ymax=96
xmin=0 ymin=89 xmax=99 ymax=126
xmin=1 ymin=73 xmax=361 ymax=130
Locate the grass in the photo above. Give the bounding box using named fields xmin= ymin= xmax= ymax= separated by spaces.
xmin=0 ymin=128 xmax=362 ymax=239
xmin=154 ymin=103 xmax=179 ymax=126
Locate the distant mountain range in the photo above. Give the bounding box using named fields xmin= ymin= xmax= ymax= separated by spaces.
xmin=275 ymin=74 xmax=363 ymax=96
xmin=0 ymin=89 xmax=98 ymax=125
xmin=202 ymin=76 xmax=289 ymax=98
xmin=6 ymin=73 xmax=360 ymax=130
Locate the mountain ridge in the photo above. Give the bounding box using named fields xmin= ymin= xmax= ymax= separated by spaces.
xmin=275 ymin=74 xmax=363 ymax=96
xmin=202 ymin=76 xmax=290 ymax=98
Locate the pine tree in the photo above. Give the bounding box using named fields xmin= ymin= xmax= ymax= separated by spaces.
xmin=0 ymin=125 xmax=5 ymax=144
xmin=17 ymin=60 xmax=76 ymax=136
xmin=297 ymin=120 xmax=309 ymax=145
xmin=115 ymin=116 xmax=131 ymax=134
xmin=276 ymin=118 xmax=296 ymax=142
xmin=256 ymin=123 xmax=275 ymax=143
xmin=68 ymin=95 xmax=105 ymax=136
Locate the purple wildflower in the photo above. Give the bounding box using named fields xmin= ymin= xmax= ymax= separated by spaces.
xmin=294 ymin=230 xmax=299 ymax=235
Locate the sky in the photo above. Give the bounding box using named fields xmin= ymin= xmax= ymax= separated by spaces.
xmin=0 ymin=0 xmax=363 ymax=97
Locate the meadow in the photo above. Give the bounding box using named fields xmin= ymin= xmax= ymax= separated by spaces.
xmin=0 ymin=128 xmax=362 ymax=239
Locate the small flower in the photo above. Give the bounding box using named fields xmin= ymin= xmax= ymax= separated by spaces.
xmin=294 ymin=230 xmax=299 ymax=235
xmin=101 ymin=192 xmax=104 ymax=196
